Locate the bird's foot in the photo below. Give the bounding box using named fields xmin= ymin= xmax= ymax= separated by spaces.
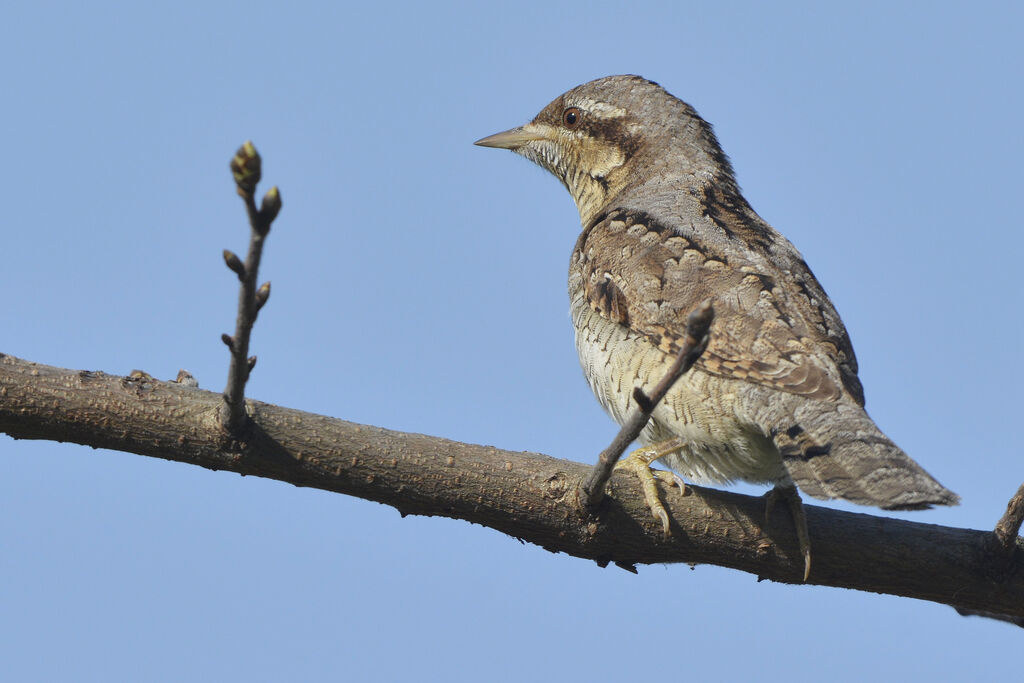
xmin=764 ymin=484 xmax=811 ymax=581
xmin=614 ymin=439 xmax=687 ymax=536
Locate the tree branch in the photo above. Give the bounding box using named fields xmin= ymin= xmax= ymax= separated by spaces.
xmin=2 ymin=352 xmax=1021 ymax=619
xmin=220 ymin=141 xmax=281 ymax=434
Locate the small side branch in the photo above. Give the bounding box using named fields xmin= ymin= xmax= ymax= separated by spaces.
xmin=962 ymin=483 xmax=1024 ymax=627
xmin=581 ymin=300 xmax=713 ymax=507
xmin=220 ymin=141 xmax=282 ymax=435
xmin=995 ymin=482 xmax=1024 ymax=549
xmin=988 ymin=481 xmax=1024 ymax=587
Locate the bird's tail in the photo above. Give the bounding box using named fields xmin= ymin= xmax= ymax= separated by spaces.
xmin=756 ymin=394 xmax=959 ymax=510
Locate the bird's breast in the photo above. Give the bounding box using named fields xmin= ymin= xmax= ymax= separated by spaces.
xmin=568 ymin=267 xmax=784 ymax=486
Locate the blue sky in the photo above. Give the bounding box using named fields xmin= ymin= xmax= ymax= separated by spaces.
xmin=2 ymin=1 xmax=1022 ymax=680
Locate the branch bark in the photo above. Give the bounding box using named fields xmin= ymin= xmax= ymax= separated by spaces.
xmin=2 ymin=352 xmax=1021 ymax=619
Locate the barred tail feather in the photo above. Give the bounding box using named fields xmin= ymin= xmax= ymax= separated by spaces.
xmin=761 ymin=397 xmax=959 ymax=510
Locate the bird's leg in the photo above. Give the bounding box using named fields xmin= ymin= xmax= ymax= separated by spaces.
xmin=764 ymin=484 xmax=811 ymax=581
xmin=614 ymin=438 xmax=687 ymax=536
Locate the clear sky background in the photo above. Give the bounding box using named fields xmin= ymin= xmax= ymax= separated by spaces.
xmin=2 ymin=2 xmax=1022 ymax=680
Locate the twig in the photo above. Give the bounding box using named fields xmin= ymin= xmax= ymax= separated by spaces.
xmin=581 ymin=300 xmax=714 ymax=507
xmin=220 ymin=141 xmax=282 ymax=435
xmin=994 ymin=483 xmax=1024 ymax=549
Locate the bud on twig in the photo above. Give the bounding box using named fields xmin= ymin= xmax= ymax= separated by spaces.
xmin=258 ymin=186 xmax=282 ymax=227
xmin=255 ymin=281 xmax=271 ymax=311
xmin=230 ymin=141 xmax=262 ymax=196
xmin=223 ymin=249 xmax=245 ymax=278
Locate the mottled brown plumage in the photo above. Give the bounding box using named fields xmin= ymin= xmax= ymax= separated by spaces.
xmin=476 ymin=75 xmax=957 ymax=525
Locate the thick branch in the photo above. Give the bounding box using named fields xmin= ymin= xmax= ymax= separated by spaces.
xmin=2 ymin=352 xmax=1022 ymax=618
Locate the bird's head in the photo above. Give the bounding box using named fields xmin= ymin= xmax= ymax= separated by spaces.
xmin=475 ymin=75 xmax=734 ymax=227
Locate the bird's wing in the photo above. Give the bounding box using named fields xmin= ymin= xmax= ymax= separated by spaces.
xmin=573 ymin=207 xmax=864 ymax=404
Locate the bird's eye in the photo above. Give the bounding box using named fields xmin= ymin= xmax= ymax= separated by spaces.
xmin=562 ymin=107 xmax=582 ymax=129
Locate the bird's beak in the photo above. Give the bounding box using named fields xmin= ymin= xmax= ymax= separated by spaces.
xmin=474 ymin=125 xmax=547 ymax=150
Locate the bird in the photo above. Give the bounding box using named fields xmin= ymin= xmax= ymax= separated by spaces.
xmin=475 ymin=75 xmax=958 ymax=579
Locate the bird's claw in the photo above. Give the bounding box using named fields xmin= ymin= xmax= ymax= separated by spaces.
xmin=765 ymin=484 xmax=812 ymax=581
xmin=614 ymin=442 xmax=686 ymax=537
